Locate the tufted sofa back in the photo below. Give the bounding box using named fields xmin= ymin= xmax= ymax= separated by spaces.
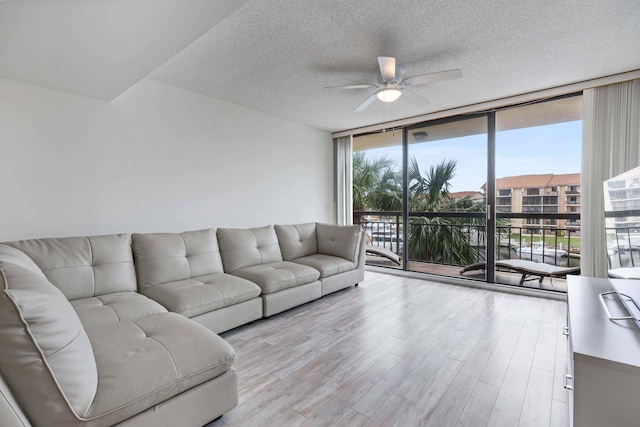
xmin=274 ymin=222 xmax=318 ymax=261
xmin=132 ymin=229 xmax=224 ymax=292
xmin=6 ymin=234 xmax=136 ymax=301
xmin=217 ymin=226 xmax=283 ymax=273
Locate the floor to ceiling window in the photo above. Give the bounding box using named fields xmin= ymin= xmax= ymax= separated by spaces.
xmin=405 ymin=116 xmax=488 ymax=279
xmin=353 ymin=129 xmax=403 ymax=270
xmin=493 ymin=96 xmax=582 ymax=290
xmin=352 ymin=94 xmax=584 ymax=292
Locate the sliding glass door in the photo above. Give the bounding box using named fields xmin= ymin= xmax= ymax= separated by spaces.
xmin=351 ymin=94 xmax=583 ymax=292
xmin=406 ymin=116 xmax=488 ymax=279
xmin=494 ymin=96 xmax=582 ymax=291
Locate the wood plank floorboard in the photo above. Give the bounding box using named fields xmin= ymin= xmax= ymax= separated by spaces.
xmin=206 ymin=271 xmax=568 ymax=427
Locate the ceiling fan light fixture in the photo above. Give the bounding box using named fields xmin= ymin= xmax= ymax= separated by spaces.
xmin=376 ymin=88 xmax=402 ymax=103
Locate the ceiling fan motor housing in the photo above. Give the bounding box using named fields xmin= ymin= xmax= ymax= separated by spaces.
xmin=375 ymin=64 xmax=404 ymax=84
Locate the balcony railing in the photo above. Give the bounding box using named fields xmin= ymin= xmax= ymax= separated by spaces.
xmin=356 ymin=210 xmax=640 ymax=275
xmin=608 ymin=227 xmax=640 ymax=268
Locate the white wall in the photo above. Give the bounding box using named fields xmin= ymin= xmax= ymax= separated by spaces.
xmin=0 ymin=78 xmax=334 ymax=241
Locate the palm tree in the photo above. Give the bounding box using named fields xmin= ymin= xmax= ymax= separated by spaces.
xmin=407 ymin=158 xmax=485 ymax=265
xmin=408 ymin=158 xmax=457 ymax=211
xmin=352 ymin=152 xmax=401 ymax=213
xmin=352 ymin=152 xmax=487 ymax=266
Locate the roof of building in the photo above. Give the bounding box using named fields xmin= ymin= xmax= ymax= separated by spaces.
xmin=548 ymin=173 xmax=580 ymax=186
xmin=482 ymin=173 xmax=581 ymax=190
xmin=450 ymin=191 xmax=484 ymax=199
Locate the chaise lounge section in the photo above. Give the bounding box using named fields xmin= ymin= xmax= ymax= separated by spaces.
xmin=0 ymin=237 xmax=238 ymax=427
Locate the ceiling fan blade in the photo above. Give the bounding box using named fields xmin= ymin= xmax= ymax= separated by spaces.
xmin=353 ymin=93 xmax=378 ymax=112
xmin=403 ymin=69 xmax=462 ymax=86
xmin=323 ymin=84 xmax=376 ymax=90
xmin=378 ymin=56 xmax=396 ymax=81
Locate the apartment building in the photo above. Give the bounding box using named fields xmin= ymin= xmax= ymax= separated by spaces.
xmin=604 ymin=165 xmax=640 ymax=230
xmin=489 ymin=173 xmax=581 ymax=234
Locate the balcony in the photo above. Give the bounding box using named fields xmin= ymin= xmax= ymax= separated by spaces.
xmin=356 ymin=210 xmax=640 ymax=292
xmin=522 ymin=196 xmax=542 ymax=205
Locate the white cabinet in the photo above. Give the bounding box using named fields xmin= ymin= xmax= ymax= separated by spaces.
xmin=567 ymin=276 xmax=640 ymax=427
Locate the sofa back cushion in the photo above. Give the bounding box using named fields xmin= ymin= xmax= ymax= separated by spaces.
xmin=0 ymin=244 xmax=98 ymax=425
xmin=132 ymin=229 xmax=224 ymax=293
xmin=274 ymin=223 xmax=318 ymax=261
xmin=217 ymin=226 xmax=283 ymax=273
xmin=6 ymin=234 xmax=136 ymax=301
xmin=317 ymin=224 xmax=362 ymax=263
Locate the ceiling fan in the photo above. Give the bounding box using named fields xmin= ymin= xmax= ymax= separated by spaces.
xmin=324 ymin=56 xmax=462 ymax=112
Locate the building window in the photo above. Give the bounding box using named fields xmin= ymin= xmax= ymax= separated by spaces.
xmin=567 ymin=185 xmax=580 ymax=194
xmin=523 ymin=196 xmax=541 ymax=205
xmin=523 ymin=206 xmax=542 ymax=213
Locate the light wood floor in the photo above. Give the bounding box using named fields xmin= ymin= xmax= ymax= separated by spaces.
xmin=208 ymin=271 xmax=569 ymax=427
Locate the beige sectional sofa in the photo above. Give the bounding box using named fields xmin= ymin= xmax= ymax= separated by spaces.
xmin=0 ymin=222 xmax=365 ymax=427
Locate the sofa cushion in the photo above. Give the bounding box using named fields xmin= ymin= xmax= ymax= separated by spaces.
xmin=6 ymin=234 xmax=137 ymax=301
xmin=231 ymin=261 xmax=320 ymax=294
xmin=0 ymin=244 xmax=98 ymax=426
xmin=0 ymin=374 xmax=31 ymax=427
xmin=290 ymin=254 xmax=357 ymax=278
xmin=132 ymin=229 xmax=225 ymax=293
xmin=141 ymin=273 xmax=261 ymax=318
xmin=70 ymin=292 xmax=167 ymax=329
xmin=274 ymin=223 xmax=318 ymax=261
xmin=0 ymin=244 xmax=45 ymax=278
xmin=317 ymin=224 xmax=362 ymax=263
xmin=217 ymin=226 xmax=283 ymax=273
xmin=83 ymin=312 xmax=235 ymax=426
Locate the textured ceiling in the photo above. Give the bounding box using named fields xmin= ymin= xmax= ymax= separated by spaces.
xmin=149 ymin=0 xmax=640 ymax=132
xmin=0 ymin=0 xmax=249 ymax=100
xmin=1 ymin=0 xmax=639 ymax=132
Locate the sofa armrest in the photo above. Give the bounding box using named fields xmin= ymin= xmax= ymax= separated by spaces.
xmin=316 ymin=224 xmax=362 ymax=262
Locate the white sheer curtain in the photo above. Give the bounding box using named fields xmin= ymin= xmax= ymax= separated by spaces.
xmin=582 ymin=79 xmax=640 ymax=277
xmin=335 ymin=135 xmax=353 ymax=225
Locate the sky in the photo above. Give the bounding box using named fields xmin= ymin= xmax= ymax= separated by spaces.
xmin=359 ymin=120 xmax=582 ymax=193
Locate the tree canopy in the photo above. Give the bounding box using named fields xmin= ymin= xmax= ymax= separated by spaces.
xmin=353 ymin=152 xmax=486 ymax=266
